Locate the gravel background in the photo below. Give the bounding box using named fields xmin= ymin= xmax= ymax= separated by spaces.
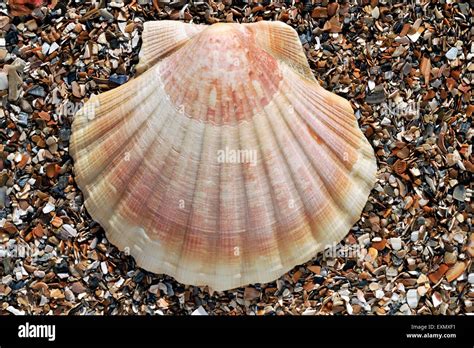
xmin=0 ymin=0 xmax=472 ymax=315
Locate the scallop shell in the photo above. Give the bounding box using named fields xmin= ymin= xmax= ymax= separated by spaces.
xmin=70 ymin=20 xmax=377 ymax=291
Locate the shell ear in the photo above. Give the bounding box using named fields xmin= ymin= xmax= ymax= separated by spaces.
xmin=246 ymin=21 xmax=354 ymax=118
xmin=246 ymin=21 xmax=315 ymax=81
xmin=135 ymin=20 xmax=205 ymax=75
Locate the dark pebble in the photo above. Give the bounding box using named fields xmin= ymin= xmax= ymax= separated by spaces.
xmin=299 ymin=34 xmax=310 ymax=45
xmin=322 ymin=44 xmax=333 ymax=52
xmin=342 ymin=260 xmax=357 ymax=271
xmin=366 ymin=91 xmax=386 ymax=104
xmin=10 ymin=280 xmax=26 ymax=290
xmin=146 ymin=293 xmax=157 ymax=303
xmin=133 ymin=270 xmax=145 ymax=283
xmin=313 ymin=275 xmax=325 ymax=284
xmin=17 ymin=177 xmax=29 ymax=188
xmin=388 ymin=302 xmax=403 ymax=315
xmin=51 ymin=186 xmax=65 ymax=198
xmin=109 ymin=38 xmax=120 ymax=49
xmin=393 ymin=21 xmax=404 ymax=34
xmin=66 ymin=72 xmax=76 ymax=84
xmin=193 ymin=297 xmax=202 ymax=306
xmin=459 ymin=122 xmax=470 ymax=134
xmin=54 ymin=259 xmax=69 ymax=273
xmin=392 ymin=255 xmax=404 ymax=266
xmin=57 ymin=176 xmax=69 ymax=189
xmin=27 ymin=86 xmax=46 ymax=98
xmin=17 ymin=113 xmax=29 ymax=126
xmin=89 ymin=276 xmax=100 ymax=289
xmin=381 ymin=62 xmax=392 ymax=72
xmin=59 ymin=129 xmax=71 ymax=141
xmin=109 ymin=74 xmax=129 ymax=85
xmin=6 ymin=30 xmax=18 ymax=45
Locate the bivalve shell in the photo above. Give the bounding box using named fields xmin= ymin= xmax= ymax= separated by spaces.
xmin=70 ymin=21 xmax=377 ymax=291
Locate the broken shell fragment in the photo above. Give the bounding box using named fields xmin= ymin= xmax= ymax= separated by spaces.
xmin=393 ymin=159 xmax=407 ymax=175
xmin=8 ymin=0 xmax=43 ymax=16
xmin=70 ymin=21 xmax=377 ymax=291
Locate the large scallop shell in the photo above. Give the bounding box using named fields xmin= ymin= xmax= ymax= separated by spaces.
xmin=70 ymin=20 xmax=377 ymax=291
